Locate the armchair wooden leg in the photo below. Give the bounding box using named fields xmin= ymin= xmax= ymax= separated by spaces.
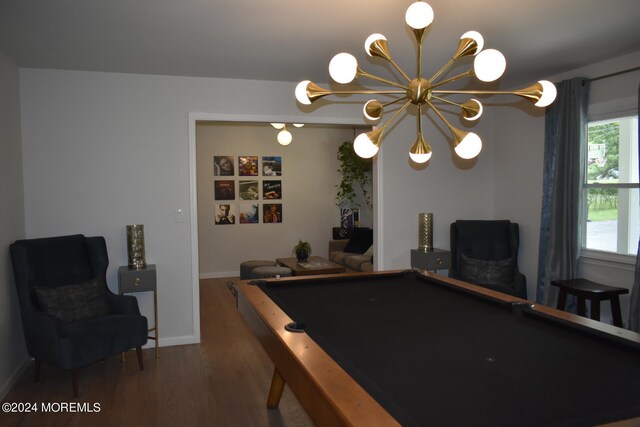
xmin=136 ymin=346 xmax=144 ymax=371
xmin=71 ymin=369 xmax=79 ymax=398
xmin=34 ymin=359 xmax=41 ymax=383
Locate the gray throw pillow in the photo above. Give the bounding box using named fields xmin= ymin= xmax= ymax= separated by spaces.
xmin=459 ymin=254 xmax=514 ymax=286
xmin=35 ymin=278 xmax=112 ymax=324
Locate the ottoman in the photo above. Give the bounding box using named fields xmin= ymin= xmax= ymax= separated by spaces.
xmin=240 ymin=260 xmax=277 ymax=279
xmin=251 ymin=266 xmax=292 ymax=279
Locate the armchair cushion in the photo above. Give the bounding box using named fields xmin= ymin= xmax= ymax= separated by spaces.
xmin=58 ymin=313 xmax=148 ymax=369
xmin=35 ymin=278 xmax=112 ymax=324
xmin=459 ymin=254 xmax=514 ymax=286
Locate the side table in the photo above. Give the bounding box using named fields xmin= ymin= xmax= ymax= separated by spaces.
xmin=411 ymin=248 xmax=451 ymax=272
xmin=118 ymin=264 xmax=159 ymax=358
xmin=551 ymin=278 xmax=629 ymax=327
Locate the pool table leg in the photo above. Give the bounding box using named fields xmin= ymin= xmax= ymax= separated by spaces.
xmin=266 ymin=368 xmax=286 ymax=408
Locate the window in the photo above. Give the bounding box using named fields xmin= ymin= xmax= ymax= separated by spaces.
xmin=583 ymin=115 xmax=639 ymax=255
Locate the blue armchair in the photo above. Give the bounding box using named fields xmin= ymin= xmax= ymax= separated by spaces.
xmin=10 ymin=234 xmax=148 ymax=396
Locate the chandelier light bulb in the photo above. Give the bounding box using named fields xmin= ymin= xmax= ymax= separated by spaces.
xmin=365 ymin=33 xmax=387 ymax=57
xmin=271 ymin=123 xmax=285 ymax=129
xmin=405 ymin=1 xmax=434 ymax=30
xmin=363 ymin=100 xmax=383 ymax=121
xmin=277 ymin=130 xmax=292 ymax=146
xmin=454 ymin=132 xmax=482 ymax=159
xmin=329 ymin=53 xmax=359 ymax=84
xmin=295 ymin=80 xmax=312 ymax=105
xmin=462 ymin=99 xmax=483 ymax=121
xmin=409 ymin=151 xmax=432 ymax=163
xmin=535 ymin=80 xmax=557 ymax=107
xmin=460 ymin=31 xmax=484 ymax=54
xmin=292 ymin=123 xmax=304 ymax=128
xmin=354 ymin=132 xmax=379 ymax=158
xmin=474 ymin=49 xmax=506 ymax=82
xmin=409 ymin=134 xmax=432 ymax=164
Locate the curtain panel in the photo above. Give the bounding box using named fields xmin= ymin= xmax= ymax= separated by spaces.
xmin=628 ymin=82 xmax=640 ymax=332
xmin=536 ymin=78 xmax=590 ymax=305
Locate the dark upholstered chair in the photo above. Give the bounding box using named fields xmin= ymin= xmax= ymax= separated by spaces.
xmin=449 ymin=220 xmax=527 ymax=299
xmin=10 ymin=234 xmax=148 ymax=396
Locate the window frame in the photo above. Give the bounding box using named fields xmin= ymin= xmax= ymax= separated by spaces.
xmin=580 ymin=109 xmax=639 ymax=263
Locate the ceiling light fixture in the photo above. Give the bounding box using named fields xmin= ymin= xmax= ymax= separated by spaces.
xmin=271 ymin=123 xmax=304 ymax=146
xmin=295 ymin=1 xmax=557 ymax=164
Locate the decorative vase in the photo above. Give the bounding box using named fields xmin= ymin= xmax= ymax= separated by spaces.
xmin=418 ymin=213 xmax=433 ymax=252
xmin=126 ymin=224 xmax=147 ymax=269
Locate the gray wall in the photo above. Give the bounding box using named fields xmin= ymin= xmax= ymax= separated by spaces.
xmin=17 ymin=69 xmax=382 ymax=351
xmin=196 ymin=122 xmax=368 ymax=276
xmin=0 ymin=50 xmax=28 ymax=399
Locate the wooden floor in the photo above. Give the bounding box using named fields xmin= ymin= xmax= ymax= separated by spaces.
xmin=0 ymin=278 xmax=313 ymax=427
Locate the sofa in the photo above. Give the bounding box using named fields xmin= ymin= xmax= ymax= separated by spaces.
xmin=329 ymin=239 xmax=373 ymax=272
xmin=328 ymin=227 xmax=374 ymax=272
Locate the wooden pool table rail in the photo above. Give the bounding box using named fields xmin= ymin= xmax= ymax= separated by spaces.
xmin=236 ymin=271 xmax=401 ymax=427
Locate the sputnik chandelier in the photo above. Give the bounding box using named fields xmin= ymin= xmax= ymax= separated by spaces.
xmin=294 ymin=1 xmax=557 ymax=163
xmin=270 ymin=123 xmax=304 ymax=146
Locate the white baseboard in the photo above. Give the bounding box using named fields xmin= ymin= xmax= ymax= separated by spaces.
xmin=0 ymin=355 xmax=31 ymax=401
xmin=199 ymin=271 xmax=239 ymax=279
xmin=156 ymin=334 xmax=200 ymax=347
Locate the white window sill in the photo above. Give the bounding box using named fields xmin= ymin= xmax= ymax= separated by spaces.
xmin=580 ymin=248 xmax=637 ymax=271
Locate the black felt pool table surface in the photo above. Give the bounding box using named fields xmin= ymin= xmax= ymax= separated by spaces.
xmin=258 ymin=271 xmax=640 ymax=427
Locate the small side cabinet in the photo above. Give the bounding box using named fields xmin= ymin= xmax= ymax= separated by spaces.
xmin=118 ymin=264 xmax=159 ymax=358
xmin=411 ymin=248 xmax=451 ymax=272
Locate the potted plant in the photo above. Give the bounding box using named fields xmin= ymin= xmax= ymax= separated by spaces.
xmin=292 ymin=239 xmax=311 ymax=262
xmin=336 ymin=141 xmax=373 ymax=210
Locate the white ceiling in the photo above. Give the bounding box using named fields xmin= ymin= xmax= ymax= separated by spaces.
xmin=1 ymin=0 xmax=639 ymax=88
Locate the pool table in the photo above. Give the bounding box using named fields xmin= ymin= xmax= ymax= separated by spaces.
xmin=233 ymin=270 xmax=640 ymax=426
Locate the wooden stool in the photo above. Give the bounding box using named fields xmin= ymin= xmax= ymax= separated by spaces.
xmin=551 ymin=278 xmax=629 ymax=327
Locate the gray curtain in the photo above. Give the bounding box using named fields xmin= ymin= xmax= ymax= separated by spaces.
xmin=628 ymin=82 xmax=640 ymax=332
xmin=536 ymin=78 xmax=590 ymax=305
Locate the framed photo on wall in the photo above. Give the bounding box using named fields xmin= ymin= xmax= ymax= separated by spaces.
xmin=239 ymin=156 xmax=258 ymax=176
xmin=214 ymin=204 xmax=236 ymax=225
xmin=263 ymin=203 xmax=282 ymax=223
xmin=239 ymin=180 xmax=259 ymax=200
xmin=263 ymin=180 xmax=282 ymax=200
xmin=239 ymin=203 xmax=259 ymax=224
xmin=213 ymin=156 xmax=234 ymax=176
xmin=340 ymin=208 xmax=359 ymax=230
xmin=214 ymin=180 xmax=235 ymax=200
xmin=262 ymin=156 xmax=282 ymax=176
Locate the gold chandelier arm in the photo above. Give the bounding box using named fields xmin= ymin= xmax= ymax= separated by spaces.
xmin=306 ymin=83 xmax=406 ymax=102
xmin=386 ymin=58 xmax=412 ymax=83
xmin=417 ymin=35 xmax=424 ymax=79
xmin=330 ymin=90 xmax=407 ymax=96
xmin=431 ymin=96 xmax=483 ymax=121
xmin=358 ymin=68 xmax=409 ymax=90
xmin=426 ymin=100 xmax=455 ymax=132
xmin=430 ymin=95 xmax=464 ymax=108
xmin=428 ymin=58 xmax=455 ymax=84
xmin=379 ymin=100 xmax=412 ymax=132
xmin=381 ymin=97 xmax=407 ymax=108
xmin=428 ymin=69 xmax=475 ymax=90
xmin=433 ymin=84 xmax=544 ymax=104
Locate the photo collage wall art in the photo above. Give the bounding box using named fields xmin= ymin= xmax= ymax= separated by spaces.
xmin=213 ymin=156 xmax=282 ymax=225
